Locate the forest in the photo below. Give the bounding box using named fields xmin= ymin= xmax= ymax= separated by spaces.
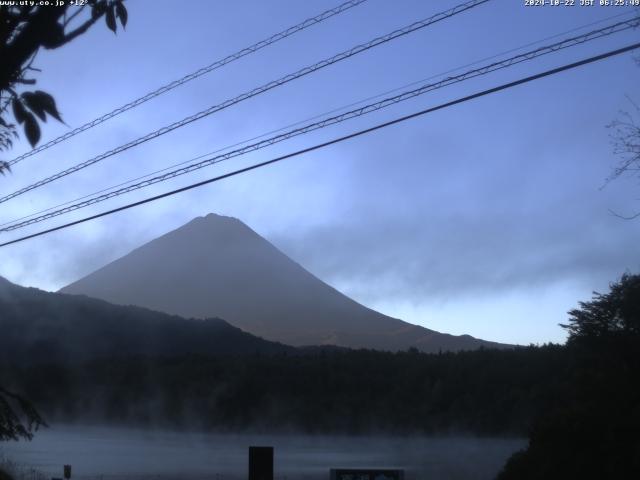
xmin=0 ymin=344 xmax=565 ymax=435
xmin=1 ymin=275 xmax=639 ymax=479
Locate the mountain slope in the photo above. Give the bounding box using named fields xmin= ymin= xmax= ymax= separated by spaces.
xmin=0 ymin=275 xmax=293 ymax=364
xmin=61 ymin=213 xmax=508 ymax=352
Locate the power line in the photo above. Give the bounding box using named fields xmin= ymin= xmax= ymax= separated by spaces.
xmin=0 ymin=0 xmax=490 ymax=205
xmin=2 ymin=41 xmax=638 ymax=249
xmin=4 ymin=8 xmax=635 ymax=231
xmin=6 ymin=0 xmax=370 ymax=167
xmin=2 ymin=16 xmax=637 ymax=233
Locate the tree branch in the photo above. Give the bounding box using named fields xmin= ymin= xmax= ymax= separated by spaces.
xmin=63 ymin=6 xmax=85 ymax=28
xmin=608 ymin=208 xmax=640 ymax=220
xmin=56 ymin=12 xmax=103 ymax=47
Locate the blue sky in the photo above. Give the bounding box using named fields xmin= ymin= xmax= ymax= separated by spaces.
xmin=1 ymin=0 xmax=639 ymax=345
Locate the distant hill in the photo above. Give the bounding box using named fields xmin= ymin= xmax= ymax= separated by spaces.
xmin=61 ymin=213 xmax=509 ymax=352
xmin=0 ymin=275 xmax=293 ymax=364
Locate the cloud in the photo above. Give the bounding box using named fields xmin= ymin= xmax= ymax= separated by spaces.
xmin=268 ymin=121 xmax=640 ymax=305
xmin=273 ymin=209 xmax=637 ymax=303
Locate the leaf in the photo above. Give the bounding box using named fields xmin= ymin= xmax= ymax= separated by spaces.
xmin=106 ymin=5 xmax=117 ymax=33
xmin=21 ymin=92 xmax=47 ymax=122
xmin=23 ymin=113 xmax=41 ymax=147
xmin=90 ymin=0 xmax=106 ymax=19
xmin=32 ymin=90 xmax=63 ymax=123
xmin=12 ymin=98 xmax=28 ymax=124
xmin=0 ymin=161 xmax=11 ymax=176
xmin=40 ymin=20 xmax=65 ymax=48
xmin=115 ymin=1 xmax=128 ymax=28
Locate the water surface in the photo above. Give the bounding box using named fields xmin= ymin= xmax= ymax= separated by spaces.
xmin=1 ymin=425 xmax=524 ymax=480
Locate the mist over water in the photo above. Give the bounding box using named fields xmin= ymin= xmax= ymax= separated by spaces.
xmin=1 ymin=425 xmax=525 ymax=480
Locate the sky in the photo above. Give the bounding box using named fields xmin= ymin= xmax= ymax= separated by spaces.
xmin=1 ymin=0 xmax=639 ymax=345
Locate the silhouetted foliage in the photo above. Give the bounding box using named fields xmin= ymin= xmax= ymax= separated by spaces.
xmin=498 ymin=273 xmax=640 ymax=480
xmin=0 ymin=275 xmax=565 ymax=435
xmin=606 ymin=55 xmax=640 ymax=219
xmin=1 ymin=0 xmax=130 ymax=445
xmin=0 ymin=0 xmax=128 ymax=174
xmin=0 ymin=466 xmax=13 ymax=480
xmin=0 ymin=386 xmax=46 ymax=441
xmin=608 ymin=99 xmax=640 ymax=188
xmin=562 ymin=273 xmax=640 ymax=340
xmin=0 ymin=346 xmax=567 ymax=435
xmin=3 ymin=270 xmax=638 ymax=477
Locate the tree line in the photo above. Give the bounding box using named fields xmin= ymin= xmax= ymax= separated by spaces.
xmin=0 ymin=344 xmax=565 ymax=435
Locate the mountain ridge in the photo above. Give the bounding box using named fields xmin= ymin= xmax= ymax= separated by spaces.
xmin=0 ymin=274 xmax=294 ymax=364
xmin=61 ymin=213 xmax=510 ymax=352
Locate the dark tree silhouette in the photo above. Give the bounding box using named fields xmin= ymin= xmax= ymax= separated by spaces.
xmin=606 ymin=53 xmax=640 ymax=219
xmin=0 ymin=0 xmax=128 ymax=174
xmin=561 ymin=273 xmax=640 ymax=339
xmin=0 ymin=1 xmax=128 ymax=445
xmin=607 ymin=99 xmax=640 ymax=219
xmin=497 ymin=273 xmax=640 ymax=480
xmin=0 ymin=386 xmax=46 ymax=441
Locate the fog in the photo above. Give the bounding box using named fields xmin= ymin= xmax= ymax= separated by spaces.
xmin=1 ymin=426 xmax=525 ymax=480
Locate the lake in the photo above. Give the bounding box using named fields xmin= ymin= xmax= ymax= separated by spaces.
xmin=0 ymin=425 xmax=525 ymax=480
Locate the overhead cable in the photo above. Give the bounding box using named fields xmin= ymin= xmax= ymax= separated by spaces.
xmin=7 ymin=0 xmax=370 ymax=167
xmin=2 ymin=16 xmax=637 ymax=233
xmin=0 ymin=0 xmax=490 ymax=205
xmin=2 ymin=41 xmax=638 ymax=248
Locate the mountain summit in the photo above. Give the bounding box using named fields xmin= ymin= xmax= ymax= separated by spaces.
xmin=61 ymin=213 xmax=507 ymax=352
